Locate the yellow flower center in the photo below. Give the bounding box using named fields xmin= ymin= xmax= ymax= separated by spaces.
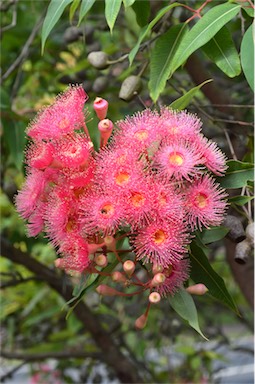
xmin=153 ymin=229 xmax=166 ymax=245
xmin=59 ymin=117 xmax=70 ymax=130
xmin=100 ymin=203 xmax=114 ymax=217
xmin=115 ymin=172 xmax=130 ymax=185
xmin=134 ymin=130 xmax=148 ymax=141
xmin=169 ymin=152 xmax=184 ymax=166
xmin=130 ymin=192 xmax=145 ymax=207
xmin=195 ymin=193 xmax=208 ymax=208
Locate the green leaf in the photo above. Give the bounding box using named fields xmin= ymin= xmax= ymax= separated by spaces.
xmin=129 ymin=2 xmax=180 ymax=65
xmin=2 ymin=119 xmax=26 ymax=171
xmin=190 ymin=241 xmax=239 ymax=314
xmin=169 ymin=79 xmax=212 ymax=110
xmin=229 ymin=195 xmax=255 ymax=206
xmin=69 ymin=0 xmax=81 ymax=22
xmin=202 ymin=26 xmax=241 ymax=78
xmin=78 ymin=0 xmax=96 ymax=25
xmin=239 ymin=1 xmax=255 ymax=17
xmin=149 ymin=23 xmax=189 ymax=103
xmin=200 ymin=226 xmax=229 ymax=244
xmin=41 ymin=0 xmax=73 ymax=53
xmin=219 ymin=160 xmax=254 ymax=189
xmin=132 ymin=0 xmax=150 ymax=27
xmin=240 ymin=23 xmax=254 ymax=91
xmin=123 ymin=0 xmax=136 ymax=8
xmin=105 ymin=0 xmax=122 ymax=33
xmin=169 ymin=288 xmax=208 ymax=339
xmin=169 ymin=3 xmax=241 ymax=76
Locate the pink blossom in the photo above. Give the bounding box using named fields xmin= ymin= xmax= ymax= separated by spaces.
xmin=26 ymin=85 xmax=88 ymax=140
xmin=131 ymin=219 xmax=190 ymax=267
xmin=57 ymin=233 xmax=90 ymax=272
xmin=26 ymin=141 xmax=54 ymax=169
xmin=159 ymin=108 xmax=202 ymax=138
xmin=196 ymin=135 xmax=228 ymax=175
xmin=155 ymin=258 xmax=190 ymax=296
xmin=184 ymin=175 xmax=228 ymax=230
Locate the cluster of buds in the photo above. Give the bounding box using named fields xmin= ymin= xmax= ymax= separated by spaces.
xmin=16 ymin=85 xmax=228 ymax=327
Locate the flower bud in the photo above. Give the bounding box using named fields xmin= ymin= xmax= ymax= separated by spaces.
xmin=94 ymin=97 xmax=109 ymax=120
xmin=112 ymin=271 xmax=127 ymax=283
xmin=88 ymin=242 xmax=104 ymax=255
xmin=119 ymin=75 xmax=142 ymax=101
xmin=152 ymin=264 xmax=163 ymax=275
xmin=96 ymin=284 xmax=120 ymax=296
xmin=94 ymin=254 xmax=108 ymax=267
xmin=104 ymin=236 xmax=116 ymax=251
xmin=123 ymin=260 xmax=135 ymax=277
xmin=186 ymin=284 xmax=208 ymax=295
xmin=235 ymin=239 xmax=251 ymax=264
xmin=151 ymin=273 xmax=166 ymax=287
xmin=88 ymin=51 xmax=109 ymax=70
xmin=135 ymin=313 xmax=148 ymax=330
xmin=149 ymin=292 xmax=161 ymax=304
xmin=98 ymin=119 xmax=114 ymax=147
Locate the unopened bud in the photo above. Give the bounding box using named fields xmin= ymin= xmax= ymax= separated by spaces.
xmin=235 ymin=239 xmax=251 ymax=264
xmin=88 ymin=51 xmax=109 ymax=70
xmin=94 ymin=97 xmax=109 ymax=120
xmin=96 ymin=284 xmax=120 ymax=296
xmin=135 ymin=313 xmax=148 ymax=329
xmin=98 ymin=119 xmax=114 ymax=146
xmin=223 ymin=215 xmax=246 ymax=243
xmin=186 ymin=284 xmax=208 ymax=295
xmin=104 ymin=236 xmax=116 ymax=251
xmin=246 ymin=222 xmax=254 ymax=244
xmin=151 ymin=273 xmax=166 ymax=287
xmin=112 ymin=271 xmax=127 ymax=283
xmin=119 ymin=75 xmax=142 ymax=101
xmin=94 ymin=254 xmax=108 ymax=267
xmin=152 ymin=264 xmax=163 ymax=275
xmin=123 ymin=260 xmax=135 ymax=277
xmin=88 ymin=242 xmax=104 ymax=255
xmin=149 ymin=292 xmax=161 ymax=304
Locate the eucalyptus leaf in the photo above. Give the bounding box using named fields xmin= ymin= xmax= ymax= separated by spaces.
xmin=69 ymin=0 xmax=81 ymax=22
xmin=123 ymin=0 xmax=136 ymax=7
xmin=149 ymin=23 xmax=189 ymax=103
xmin=240 ymin=23 xmax=254 ymax=91
xmin=105 ymin=0 xmax=122 ymax=33
xmin=129 ymin=2 xmax=180 ymax=65
xmin=169 ymin=79 xmax=212 ymax=110
xmin=190 ymin=241 xmax=239 ymax=314
xmin=169 ymin=3 xmax=241 ymax=76
xmin=78 ymin=0 xmax=96 ymax=25
xmin=202 ymin=26 xmax=241 ymax=78
xmin=219 ymin=160 xmax=254 ymax=189
xmin=200 ymin=226 xmax=229 ymax=244
xmin=229 ymin=195 xmax=255 ymax=206
xmin=132 ymin=0 xmax=150 ymax=27
xmin=41 ymin=0 xmax=73 ymax=53
xmin=169 ymin=288 xmax=208 ymax=339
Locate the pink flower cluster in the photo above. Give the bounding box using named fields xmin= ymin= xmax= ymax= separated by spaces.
xmin=16 ymin=85 xmax=228 ymax=319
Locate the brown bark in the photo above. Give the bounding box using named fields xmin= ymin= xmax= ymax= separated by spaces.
xmin=1 ymin=236 xmax=147 ymax=383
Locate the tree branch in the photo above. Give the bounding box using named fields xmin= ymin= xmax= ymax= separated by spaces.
xmin=1 ymin=350 xmax=102 ymax=362
xmin=0 ymin=236 xmax=148 ymax=383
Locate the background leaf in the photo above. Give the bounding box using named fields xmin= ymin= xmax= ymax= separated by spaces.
xmin=169 ymin=79 xmax=212 ymax=110
xmin=190 ymin=242 xmax=239 ymax=314
xmin=219 ymin=160 xmax=254 ymax=189
xmin=105 ymin=0 xmax=122 ymax=33
xmin=169 ymin=288 xmax=208 ymax=339
xmin=69 ymin=0 xmax=81 ymax=22
xmin=129 ymin=2 xmax=180 ymax=65
xmin=41 ymin=0 xmax=73 ymax=53
xmin=78 ymin=0 xmax=96 ymax=25
xmin=228 ymin=195 xmax=254 ymax=206
xmin=123 ymin=0 xmax=136 ymax=8
xmin=240 ymin=23 xmax=254 ymax=91
xmin=202 ymin=26 xmax=241 ymax=78
xmin=200 ymin=226 xmax=229 ymax=244
xmin=169 ymin=3 xmax=241 ymax=76
xmin=149 ymin=23 xmax=188 ymax=103
xmin=131 ymin=0 xmax=150 ymax=27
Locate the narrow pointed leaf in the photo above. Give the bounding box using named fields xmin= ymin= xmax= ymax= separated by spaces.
xmin=123 ymin=0 xmax=136 ymax=8
xmin=202 ymin=26 xmax=241 ymax=78
xmin=229 ymin=195 xmax=254 ymax=206
xmin=70 ymin=0 xmax=81 ymax=22
xmin=169 ymin=3 xmax=241 ymax=76
xmin=190 ymin=241 xmax=239 ymax=314
xmin=169 ymin=79 xmax=212 ymax=110
xmin=105 ymin=0 xmax=122 ymax=33
xmin=41 ymin=0 xmax=73 ymax=53
xmin=149 ymin=23 xmax=189 ymax=103
xmin=78 ymin=0 xmax=96 ymax=25
xmin=200 ymin=226 xmax=229 ymax=244
xmin=129 ymin=2 xmax=180 ymax=65
xmin=218 ymin=160 xmax=254 ymax=189
xmin=169 ymin=288 xmax=208 ymax=339
xmin=132 ymin=0 xmax=150 ymax=27
xmin=240 ymin=23 xmax=254 ymax=91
